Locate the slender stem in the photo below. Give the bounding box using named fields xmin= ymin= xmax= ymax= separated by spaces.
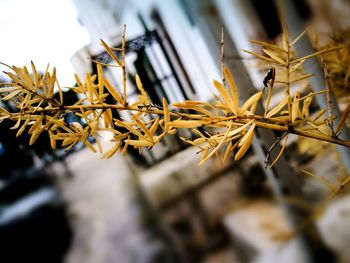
xmin=322 ymin=58 xmax=335 ymax=136
xmin=265 ymin=132 xmax=289 ymax=168
xmin=6 ymin=102 xmax=350 ymax=148
xmin=286 ymin=38 xmax=292 ymax=123
xmin=122 ymin=24 xmax=127 ymax=105
xmin=220 ymin=26 xmax=226 ymax=87
xmin=293 ymin=128 xmax=350 ymax=147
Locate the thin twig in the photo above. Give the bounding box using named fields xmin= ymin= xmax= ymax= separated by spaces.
xmin=335 ymin=104 xmax=350 ymax=136
xmin=322 ymin=57 xmax=335 ymax=137
xmin=220 ymin=26 xmax=226 ymax=87
xmin=122 ymin=24 xmax=127 ymax=105
xmin=301 ymin=169 xmax=335 ymax=192
xmin=285 ymin=33 xmax=292 ymax=124
xmin=226 ymin=55 xmax=257 ymax=61
xmin=328 ymin=177 xmax=350 ymax=200
xmin=264 ymin=132 xmax=288 ymax=168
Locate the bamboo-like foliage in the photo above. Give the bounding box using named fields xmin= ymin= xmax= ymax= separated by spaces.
xmin=0 ymin=26 xmax=349 ymax=167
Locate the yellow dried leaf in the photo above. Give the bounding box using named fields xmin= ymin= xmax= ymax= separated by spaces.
xmin=62 ymin=136 xmax=77 ymax=146
xmin=2 ymin=89 xmax=21 ymax=101
xmin=48 ymin=67 xmax=56 ymax=97
xmin=313 ymin=109 xmax=326 ymax=122
xmin=223 ymin=66 xmax=239 ymax=110
xmin=102 ymin=141 xmax=122 ymax=159
xmin=301 ymin=95 xmax=313 ymax=119
xmin=235 ymin=122 xmax=255 ymax=160
xmin=29 ymin=114 xmax=44 ymax=134
xmin=242 ymin=49 xmax=275 ymax=63
xmin=227 ymin=120 xmax=254 ymax=137
xmin=97 ymin=64 xmax=104 ymax=95
xmin=104 ymin=78 xmax=124 ymax=105
xmin=268 ymin=134 xmax=289 ymax=168
xmin=134 ymin=116 xmax=152 ymax=142
xmin=100 ymin=39 xmax=122 ymax=66
xmin=180 ymin=136 xmax=198 ymax=147
xmin=56 ymin=79 xmax=63 ymax=105
xmin=200 ymin=148 xmax=209 ymax=163
xmin=103 ymin=110 xmax=111 ymax=128
xmin=16 ymin=117 xmax=30 ymax=137
xmin=290 ymin=25 xmax=312 ymax=46
xmin=29 ymin=61 xmax=37 ymax=85
xmin=239 ymin=91 xmax=263 ymax=115
xmin=114 ymin=119 xmax=144 ymax=138
xmin=263 ymin=48 xmax=286 ymax=65
xmin=265 ymin=96 xmax=289 ymax=118
xmin=282 ymin=25 xmax=289 ymax=51
xmin=290 ymin=73 xmax=314 ymax=84
xmin=223 ymin=141 xmax=233 ymax=163
xmin=335 ymin=104 xmax=350 ymax=135
xmin=11 ymin=115 xmax=22 ymax=130
xmin=84 ymin=139 xmax=97 ymax=153
xmin=250 ymin=101 xmax=258 ymax=114
xmin=199 ymin=122 xmax=233 ymax=165
xmin=291 ymin=46 xmax=343 ymax=64
xmin=193 ymin=137 xmax=207 ymax=144
xmin=122 ymin=141 xmax=129 ymax=156
xmin=168 ymin=127 xmax=177 ymax=135
xmin=213 ymin=80 xmax=237 ymax=115
xmin=64 ymin=138 xmax=79 ymax=152
xmin=171 ymin=120 xmax=203 ymax=128
xmin=238 ymin=121 xmax=256 ymax=148
xmin=292 ymin=91 xmax=300 ymax=123
xmin=250 ymin=40 xmax=286 ymax=53
xmin=48 ymin=130 xmax=56 ymax=150
xmin=0 ymin=86 xmax=20 ymax=93
xmin=95 ymin=138 xmax=102 ymax=154
xmin=149 ymin=117 xmax=160 ymax=135
xmin=172 ymin=102 xmax=213 ymax=117
xmin=192 ymin=129 xmax=207 ymax=139
xmin=135 ymin=74 xmax=148 ymax=98
xmin=29 ymin=127 xmax=44 ymax=145
xmin=125 ymin=139 xmax=153 ymax=147
xmin=289 ymin=60 xmax=305 ymax=74
xmin=163 ymin=97 xmax=170 ymax=131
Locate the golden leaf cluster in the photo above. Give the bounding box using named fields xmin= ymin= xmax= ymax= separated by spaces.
xmin=0 ymin=25 xmax=349 ymax=167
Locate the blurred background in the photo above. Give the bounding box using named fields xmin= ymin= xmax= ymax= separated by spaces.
xmin=1 ymin=0 xmax=350 ymax=262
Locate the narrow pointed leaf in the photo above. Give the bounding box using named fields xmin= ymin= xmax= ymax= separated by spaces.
xmin=265 ymin=96 xmax=289 ymax=118
xmin=213 ymin=80 xmax=237 ymax=115
xmin=223 ymin=66 xmax=239 ymax=110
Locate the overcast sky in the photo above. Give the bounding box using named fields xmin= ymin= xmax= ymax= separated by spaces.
xmin=0 ymin=0 xmax=90 ymax=86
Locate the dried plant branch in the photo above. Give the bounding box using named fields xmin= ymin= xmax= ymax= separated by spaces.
xmin=0 ymin=25 xmax=349 ymax=168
